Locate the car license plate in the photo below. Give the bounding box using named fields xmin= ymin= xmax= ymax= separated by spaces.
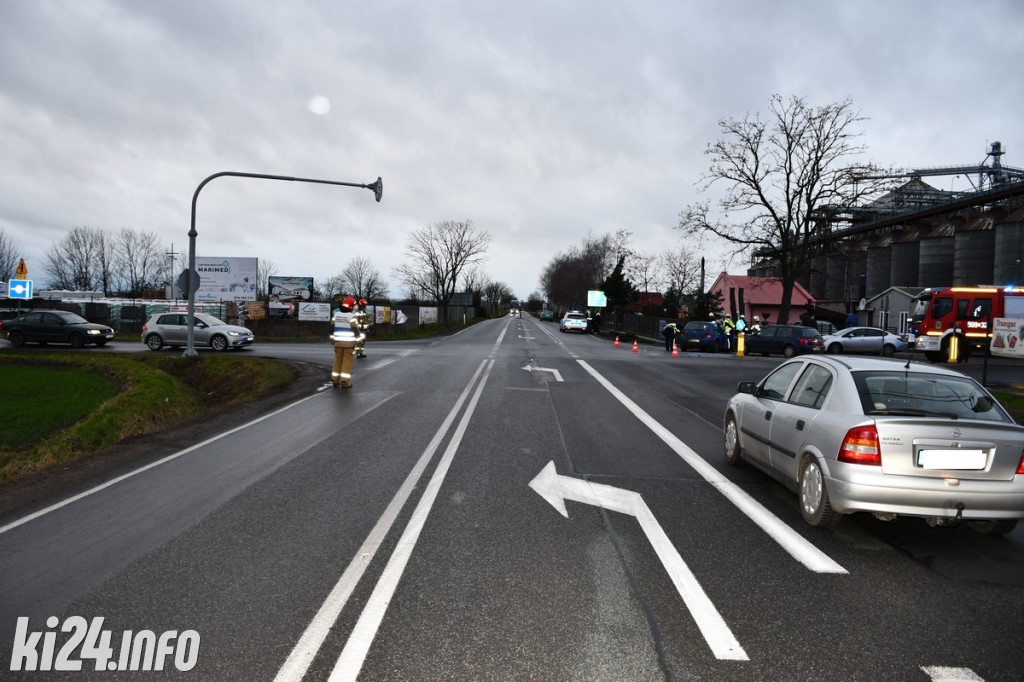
xmin=917 ymin=449 xmax=987 ymax=470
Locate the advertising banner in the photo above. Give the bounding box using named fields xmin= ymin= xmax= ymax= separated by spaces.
xmin=268 ymin=276 xmax=313 ymax=302
xmin=991 ymin=317 xmax=1024 ymax=358
xmin=298 ymin=302 xmax=331 ymax=321
xmin=194 ymin=257 xmax=258 ymax=302
xmin=419 ymin=307 xmax=438 ymax=325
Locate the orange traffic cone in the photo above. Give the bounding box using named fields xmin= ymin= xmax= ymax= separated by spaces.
xmin=672 ymin=342 xmax=679 ymax=357
xmin=632 ymin=340 xmax=639 ymax=353
xmin=614 ymin=336 xmax=620 ymax=347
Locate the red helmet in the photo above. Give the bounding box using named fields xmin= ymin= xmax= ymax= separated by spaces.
xmin=358 ymin=298 xmax=368 ymax=307
xmin=342 ymin=296 xmax=357 ymax=309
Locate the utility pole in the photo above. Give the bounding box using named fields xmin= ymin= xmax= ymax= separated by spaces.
xmin=167 ymin=243 xmax=178 ymax=300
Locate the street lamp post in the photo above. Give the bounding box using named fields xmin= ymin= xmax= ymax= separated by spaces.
xmin=185 ymin=171 xmax=382 ymax=357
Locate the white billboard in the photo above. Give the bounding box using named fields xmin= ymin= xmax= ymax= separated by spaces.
xmin=194 ymin=257 xmax=258 ymax=302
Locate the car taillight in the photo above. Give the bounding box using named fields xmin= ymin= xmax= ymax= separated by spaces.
xmin=838 ymin=426 xmax=881 ymax=466
xmin=141 ymin=324 xmax=147 ymax=331
xmin=1017 ymin=449 xmax=1024 ymax=475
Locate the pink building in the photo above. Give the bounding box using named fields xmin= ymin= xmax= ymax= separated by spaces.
xmin=708 ymin=273 xmax=816 ymax=325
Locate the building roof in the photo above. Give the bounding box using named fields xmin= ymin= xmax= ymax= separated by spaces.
xmin=708 ymin=273 xmax=815 ymax=307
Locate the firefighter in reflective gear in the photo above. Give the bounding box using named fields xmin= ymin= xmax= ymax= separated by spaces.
xmin=330 ymin=296 xmax=362 ymax=389
xmin=354 ymin=298 xmax=371 ymax=358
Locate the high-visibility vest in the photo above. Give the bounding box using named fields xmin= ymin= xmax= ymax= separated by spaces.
xmin=332 ymin=311 xmax=359 ymax=343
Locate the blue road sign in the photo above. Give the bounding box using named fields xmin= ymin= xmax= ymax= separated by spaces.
xmin=8 ymin=280 xmax=33 ymax=299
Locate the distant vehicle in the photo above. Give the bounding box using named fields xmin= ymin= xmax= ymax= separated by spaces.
xmin=906 ymin=285 xmax=1024 ymax=362
xmin=744 ymin=324 xmax=824 ymax=358
xmin=724 ymin=355 xmax=1024 ymax=534
xmin=539 ymin=309 xmax=554 ymax=321
xmin=559 ymin=311 xmax=588 ymax=333
xmin=823 ymin=327 xmax=905 ymax=356
xmin=679 ymin=320 xmax=728 ymax=352
xmin=141 ymin=312 xmax=254 ymax=351
xmin=0 ymin=310 xmax=114 ymax=348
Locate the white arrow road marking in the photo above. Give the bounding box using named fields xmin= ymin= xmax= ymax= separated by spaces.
xmin=529 ymin=461 xmax=748 ymax=661
xmin=921 ymin=667 xmax=984 ymax=681
xmin=522 ymin=363 xmax=563 ymax=381
xmin=578 ymin=360 xmax=847 ymax=575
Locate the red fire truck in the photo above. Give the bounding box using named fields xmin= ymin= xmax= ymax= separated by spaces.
xmin=906 ymin=286 xmax=1024 ymax=362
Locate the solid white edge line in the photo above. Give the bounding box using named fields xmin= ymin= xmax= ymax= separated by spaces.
xmin=328 ymin=359 xmax=495 ymax=682
xmin=577 ymin=360 xmax=847 ymax=575
xmin=920 ymin=666 xmax=984 ymax=681
xmin=273 ymin=358 xmax=491 ymax=682
xmin=0 ymin=391 xmax=324 ymax=536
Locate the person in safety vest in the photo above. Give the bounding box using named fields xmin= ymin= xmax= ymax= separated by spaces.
xmin=749 ymin=315 xmax=762 ymax=334
xmin=722 ymin=313 xmax=736 ymax=350
xmin=330 ymin=296 xmax=362 ymax=389
xmin=662 ymin=321 xmax=680 ymax=351
xmin=354 ymin=298 xmax=371 ymax=358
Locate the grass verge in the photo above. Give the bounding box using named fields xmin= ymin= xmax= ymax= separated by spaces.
xmin=0 ymin=352 xmax=296 ymax=482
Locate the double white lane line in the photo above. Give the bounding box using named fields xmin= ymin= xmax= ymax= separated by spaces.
xmin=275 ymin=358 xmax=495 ymax=682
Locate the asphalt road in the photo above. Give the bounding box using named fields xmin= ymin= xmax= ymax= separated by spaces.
xmin=2 ymin=317 xmax=1023 ymax=681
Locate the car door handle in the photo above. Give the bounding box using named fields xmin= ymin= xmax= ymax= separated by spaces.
xmin=796 ymin=419 xmax=805 ymax=430
xmin=764 ymin=411 xmax=772 ymax=421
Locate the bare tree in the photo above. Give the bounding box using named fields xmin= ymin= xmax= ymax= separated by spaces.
xmin=393 ymin=219 xmax=491 ymax=317
xmin=257 ymin=258 xmax=279 ymax=300
xmin=540 ymin=230 xmax=631 ymax=310
xmin=482 ymin=278 xmax=514 ymax=316
xmin=114 ymin=227 xmax=164 ymax=296
xmin=678 ymin=94 xmax=883 ymax=323
xmin=341 ymin=256 xmax=388 ymax=301
xmin=44 ymin=226 xmax=107 ymax=291
xmin=0 ymin=228 xmax=19 ymax=281
xmin=627 ymin=250 xmax=661 ymax=296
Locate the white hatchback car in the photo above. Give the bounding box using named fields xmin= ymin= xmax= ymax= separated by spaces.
xmin=141 ymin=312 xmax=254 ymax=351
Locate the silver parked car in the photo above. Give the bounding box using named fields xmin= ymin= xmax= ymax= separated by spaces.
xmin=723 ymin=355 xmax=1024 ymax=534
xmin=141 ymin=312 xmax=254 ymax=351
xmin=823 ymin=326 xmax=905 ymax=356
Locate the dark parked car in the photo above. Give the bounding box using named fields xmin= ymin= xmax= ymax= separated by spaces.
xmin=744 ymin=324 xmax=824 ymax=358
xmin=679 ymin=320 xmax=729 ymax=352
xmin=0 ymin=310 xmax=114 ymax=348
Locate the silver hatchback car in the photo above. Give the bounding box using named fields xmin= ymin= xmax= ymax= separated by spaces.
xmin=141 ymin=312 xmax=254 ymax=351
xmin=723 ymin=355 xmax=1024 ymax=534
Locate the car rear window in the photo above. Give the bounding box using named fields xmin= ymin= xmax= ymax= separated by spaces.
xmin=799 ymin=327 xmax=820 ymax=338
xmin=853 ymin=371 xmax=1011 ymax=422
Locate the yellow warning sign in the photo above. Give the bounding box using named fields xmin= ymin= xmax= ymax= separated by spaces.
xmin=15 ymin=258 xmax=28 ymax=280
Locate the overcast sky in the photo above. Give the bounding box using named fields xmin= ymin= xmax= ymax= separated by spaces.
xmin=2 ymin=0 xmax=1022 ymax=300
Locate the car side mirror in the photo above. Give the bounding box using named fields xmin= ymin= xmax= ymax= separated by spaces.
xmin=736 ymin=381 xmax=756 ymax=395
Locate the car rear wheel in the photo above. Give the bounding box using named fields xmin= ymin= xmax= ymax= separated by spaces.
xmin=966 ymin=519 xmax=1018 ymax=536
xmin=828 ymin=343 xmax=842 ymax=354
xmin=69 ymin=333 xmax=86 ymax=348
xmin=881 ymin=343 xmax=895 ymax=357
xmin=782 ymin=344 xmax=797 ymax=358
xmin=799 ymin=458 xmax=841 ymax=527
xmin=723 ymin=413 xmax=743 ymax=466
xmin=145 ymin=334 xmax=164 ymax=351
xmin=210 ymin=335 xmax=229 ymax=351
xmin=9 ymin=330 xmax=25 ymax=347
